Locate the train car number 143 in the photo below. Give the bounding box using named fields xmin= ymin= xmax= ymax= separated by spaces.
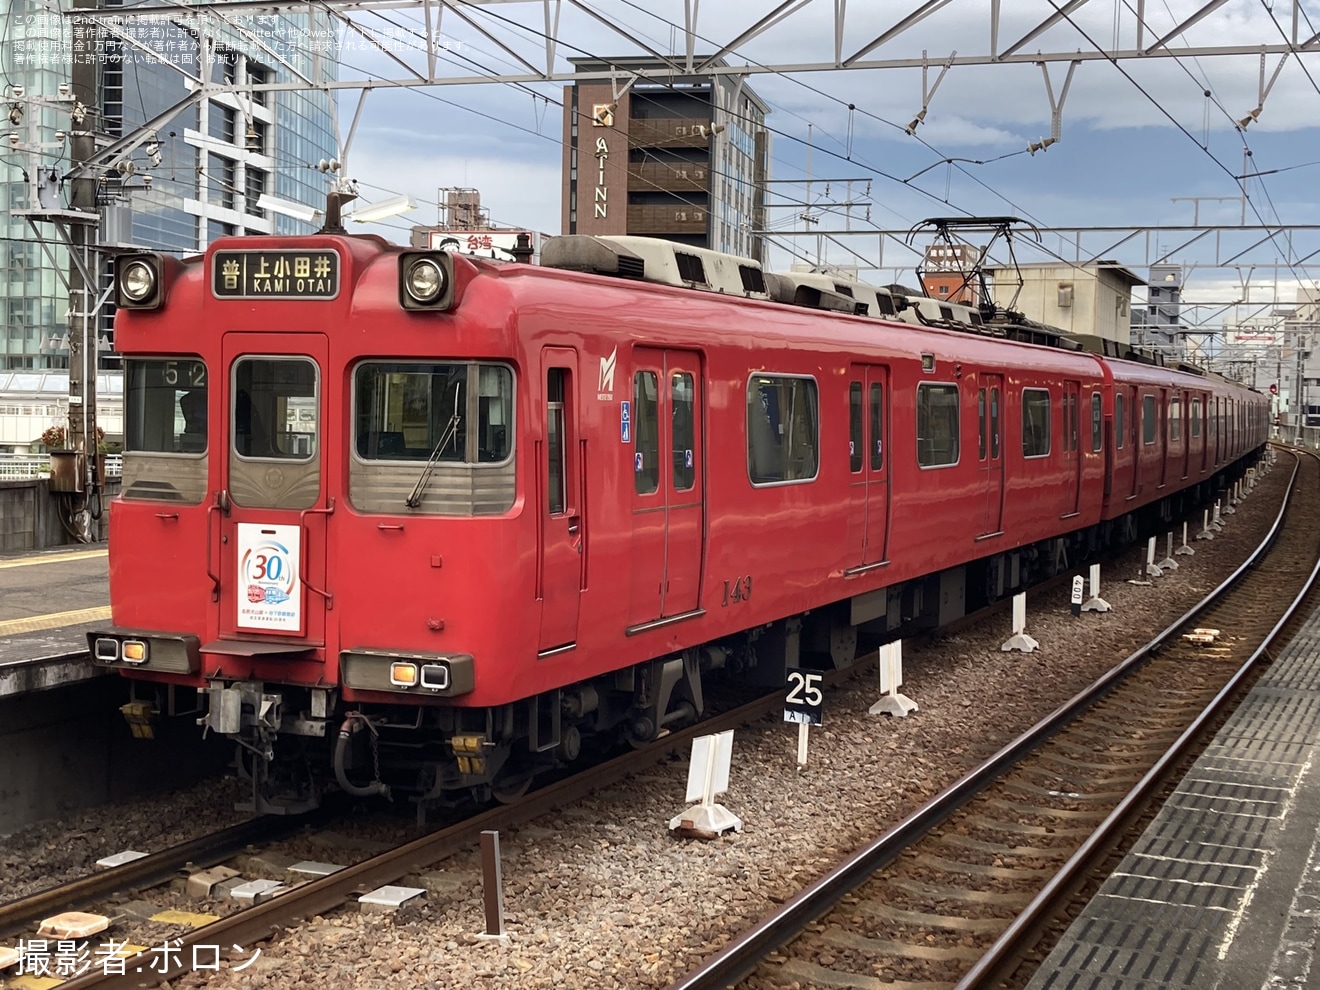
xmin=721 ymin=575 xmax=753 ymax=606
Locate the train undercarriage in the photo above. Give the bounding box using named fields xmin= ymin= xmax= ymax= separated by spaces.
xmin=180 ymin=463 xmax=1253 ymax=819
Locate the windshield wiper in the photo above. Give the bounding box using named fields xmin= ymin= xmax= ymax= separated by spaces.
xmin=406 ymin=381 xmax=462 ymax=508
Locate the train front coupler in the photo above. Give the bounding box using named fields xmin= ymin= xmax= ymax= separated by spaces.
xmin=201 ymin=680 xmax=320 ymax=815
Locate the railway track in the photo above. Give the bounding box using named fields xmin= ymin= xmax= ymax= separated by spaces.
xmin=8 ymin=677 xmax=818 ymax=990
xmin=667 ymin=448 xmax=1320 ymax=990
xmin=2 ymin=457 xmax=1286 ymax=989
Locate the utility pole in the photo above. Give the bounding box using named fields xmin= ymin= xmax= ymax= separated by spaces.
xmin=67 ymin=0 xmax=100 ymax=508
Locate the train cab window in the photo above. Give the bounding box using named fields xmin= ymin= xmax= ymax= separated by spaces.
xmin=916 ymin=383 xmax=959 ymax=467
xmin=977 ymin=388 xmax=987 ymax=460
xmin=125 ymin=358 xmax=208 ymax=455
xmin=870 ymin=383 xmax=884 ymax=470
xmin=1170 ymin=397 xmax=1181 ymax=441
xmin=1142 ymin=394 xmax=1157 ymax=444
xmin=635 ymin=372 xmax=659 ymax=494
xmin=353 ymin=363 xmax=513 ymax=464
xmin=1191 ymin=398 xmax=1202 ymax=438
xmin=1091 ymin=392 xmax=1102 ymax=451
xmin=990 ymin=387 xmax=1000 ymax=459
xmin=748 ymin=375 xmax=819 ymax=484
xmin=234 ymin=357 xmax=317 ymax=460
xmin=672 ymin=372 xmax=695 ymax=491
xmin=849 ymin=382 xmax=863 ymax=472
xmin=1022 ymin=388 xmax=1051 ymax=458
xmin=1115 ymin=393 xmax=1125 ymax=449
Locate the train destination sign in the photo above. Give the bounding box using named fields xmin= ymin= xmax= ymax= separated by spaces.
xmin=212 ymin=250 xmax=340 ymax=300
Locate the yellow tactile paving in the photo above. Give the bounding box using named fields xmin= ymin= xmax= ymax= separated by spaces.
xmin=0 ymin=549 xmax=107 ymax=569
xmin=7 ymin=977 xmax=63 ymax=989
xmin=0 ymin=607 xmax=111 ymax=638
xmin=147 ymin=911 xmax=219 ymax=928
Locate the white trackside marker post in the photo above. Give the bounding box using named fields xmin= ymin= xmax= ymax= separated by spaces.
xmin=1001 ymin=593 xmax=1039 ymax=652
xmin=1145 ymin=537 xmax=1163 ymax=578
xmin=1212 ymin=501 xmax=1224 ymax=531
xmin=1070 ymin=575 xmax=1084 ymax=617
xmin=1225 ymin=486 xmax=1237 ymax=514
xmin=669 ymin=730 xmax=741 ymax=838
xmin=1082 ymin=563 xmax=1110 ymax=612
xmin=869 ymin=641 xmax=918 ymax=716
xmin=1176 ymin=521 xmax=1194 ymax=556
xmin=1196 ymin=508 xmax=1214 ymax=541
xmin=797 ymin=722 xmax=809 ymax=764
xmin=1158 ymin=532 xmax=1178 ymax=572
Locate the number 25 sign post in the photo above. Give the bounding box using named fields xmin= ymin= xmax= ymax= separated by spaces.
xmin=784 ymin=667 xmax=824 ymax=766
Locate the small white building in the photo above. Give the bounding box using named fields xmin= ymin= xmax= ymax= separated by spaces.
xmin=984 ymin=261 xmax=1145 ymax=345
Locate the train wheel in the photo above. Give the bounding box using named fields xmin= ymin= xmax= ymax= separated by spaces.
xmin=490 ymin=765 xmax=533 ymax=804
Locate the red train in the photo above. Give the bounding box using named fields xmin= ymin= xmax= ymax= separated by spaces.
xmin=89 ymin=229 xmax=1268 ymax=814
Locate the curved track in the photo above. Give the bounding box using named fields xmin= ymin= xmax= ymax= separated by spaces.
xmin=667 ymin=449 xmax=1320 ymax=990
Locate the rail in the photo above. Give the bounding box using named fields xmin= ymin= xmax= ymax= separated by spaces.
xmin=0 ymin=453 xmax=122 ymax=481
xmin=666 ymin=448 xmax=1311 ymax=990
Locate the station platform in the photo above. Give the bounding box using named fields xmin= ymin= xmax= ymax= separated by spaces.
xmin=1026 ymin=601 xmax=1320 ymax=989
xmin=0 ymin=547 xmax=109 ymax=696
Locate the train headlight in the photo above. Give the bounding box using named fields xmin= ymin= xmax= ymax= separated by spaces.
xmin=115 ymin=253 xmax=166 ymax=309
xmin=121 ymin=261 xmax=156 ymax=301
xmin=398 ymin=252 xmax=454 ymax=310
xmin=389 ymin=662 xmax=418 ymax=687
xmin=93 ymin=637 xmax=120 ymax=662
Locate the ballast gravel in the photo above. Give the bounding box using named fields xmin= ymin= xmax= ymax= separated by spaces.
xmin=1 ymin=461 xmax=1284 ymax=990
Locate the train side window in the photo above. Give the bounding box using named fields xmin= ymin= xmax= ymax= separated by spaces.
xmin=1170 ymin=396 xmax=1181 ymax=441
xmin=1022 ymin=388 xmax=1051 ymax=458
xmin=547 ymin=369 xmax=566 ymax=514
xmin=125 ymin=358 xmax=208 ymax=455
xmin=916 ymin=382 xmax=959 ymax=467
xmin=1115 ymin=393 xmax=1124 ymax=449
xmin=1191 ymin=397 xmax=1201 ymax=438
xmin=634 ymin=371 xmax=659 ymax=495
xmin=1142 ymin=394 xmax=1157 ymax=445
xmin=977 ymin=387 xmax=987 ymax=460
xmin=748 ymin=375 xmax=819 ymax=485
xmin=1091 ymin=392 xmax=1102 ymax=452
xmin=990 ymin=387 xmax=1000 ymax=459
xmin=869 ymin=383 xmax=884 ymax=470
xmin=849 ymin=382 xmax=863 ymax=473
xmin=672 ymin=372 xmax=695 ymax=491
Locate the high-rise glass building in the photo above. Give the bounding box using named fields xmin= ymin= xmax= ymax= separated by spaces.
xmin=1 ymin=0 xmax=339 ymax=370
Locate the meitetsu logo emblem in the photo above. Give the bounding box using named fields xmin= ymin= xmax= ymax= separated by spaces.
xmin=598 ymin=346 xmax=617 ymax=400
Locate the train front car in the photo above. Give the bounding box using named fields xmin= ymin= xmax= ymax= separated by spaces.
xmin=89 ymin=235 xmax=533 ymax=814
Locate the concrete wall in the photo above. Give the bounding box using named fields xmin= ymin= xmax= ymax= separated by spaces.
xmin=0 ymin=676 xmax=230 ymax=833
xmin=0 ymin=478 xmax=119 ymax=553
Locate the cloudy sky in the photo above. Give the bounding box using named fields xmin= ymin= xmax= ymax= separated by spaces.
xmin=316 ymin=0 xmax=1320 ymax=329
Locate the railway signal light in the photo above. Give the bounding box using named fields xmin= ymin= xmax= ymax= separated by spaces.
xmin=1271 ymin=383 xmax=1279 ymax=395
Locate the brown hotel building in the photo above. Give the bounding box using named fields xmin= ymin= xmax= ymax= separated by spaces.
xmin=561 ymin=57 xmax=770 ymax=261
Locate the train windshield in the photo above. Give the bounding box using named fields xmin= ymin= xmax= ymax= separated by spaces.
xmin=125 ymin=357 xmax=209 ymax=454
xmin=353 ymin=362 xmax=513 ymax=464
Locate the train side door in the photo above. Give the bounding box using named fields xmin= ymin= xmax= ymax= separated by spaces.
xmin=1158 ymin=388 xmax=1169 ymax=488
xmin=1063 ymin=380 xmax=1081 ymax=515
xmin=1129 ymin=387 xmax=1141 ymax=499
xmin=538 ymin=351 xmax=584 ymax=654
xmin=628 ymin=347 xmax=706 ymax=627
xmin=846 ymin=365 xmax=890 ymax=569
xmin=218 ymin=333 xmax=329 ymax=645
xmin=981 ymin=374 xmax=1004 ymax=535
